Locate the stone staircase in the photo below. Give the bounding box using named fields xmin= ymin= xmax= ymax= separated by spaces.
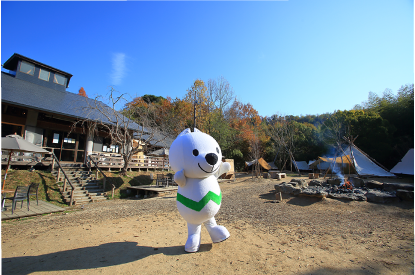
xmin=52 ymin=165 xmax=108 ymax=205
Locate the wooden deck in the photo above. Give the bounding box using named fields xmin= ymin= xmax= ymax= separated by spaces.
xmin=127 ymin=185 xmax=178 ymax=198
xmin=1 ymin=151 xmax=170 ymax=171
xmin=1 ymin=200 xmax=66 ymax=221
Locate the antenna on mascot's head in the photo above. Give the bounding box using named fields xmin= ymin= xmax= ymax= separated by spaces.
xmin=192 ymin=99 xmax=198 ymax=132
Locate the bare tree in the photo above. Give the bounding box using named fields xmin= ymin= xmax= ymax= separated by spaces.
xmin=266 ymin=115 xmax=300 ymax=175
xmin=74 ymin=87 xmax=174 ymax=176
xmin=249 ymin=134 xmax=262 ymax=179
xmin=206 ymin=76 xmax=235 ymax=141
xmin=321 ymin=113 xmax=355 ymax=178
xmin=207 ymin=76 xmax=235 ymax=115
xmin=321 ymin=112 xmax=351 ymax=146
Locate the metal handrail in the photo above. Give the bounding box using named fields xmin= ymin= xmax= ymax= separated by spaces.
xmin=51 ymin=152 xmax=75 ymax=206
xmin=87 ymin=155 xmax=111 ymax=196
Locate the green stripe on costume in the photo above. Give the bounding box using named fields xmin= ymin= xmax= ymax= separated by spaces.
xmin=177 ymin=191 xmax=222 ymax=212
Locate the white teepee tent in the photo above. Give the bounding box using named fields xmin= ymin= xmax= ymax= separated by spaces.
xmin=390 ymin=149 xmax=414 ymax=175
xmin=342 ymin=144 xmax=395 ymax=177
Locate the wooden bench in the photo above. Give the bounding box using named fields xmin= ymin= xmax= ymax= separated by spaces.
xmin=269 ymin=172 xmax=286 ymax=180
xmin=276 ymin=173 xmax=286 ymax=180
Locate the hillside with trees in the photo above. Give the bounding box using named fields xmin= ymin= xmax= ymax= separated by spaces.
xmin=123 ymin=80 xmax=413 ymax=172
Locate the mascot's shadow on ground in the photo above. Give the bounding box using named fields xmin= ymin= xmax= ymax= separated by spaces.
xmin=169 ymin=128 xmax=231 ymax=253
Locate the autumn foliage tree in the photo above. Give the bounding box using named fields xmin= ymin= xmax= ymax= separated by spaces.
xmin=75 ymin=87 xmax=173 ymax=176
xmin=225 ymin=99 xmax=269 ymax=170
xmin=78 ymin=87 xmax=88 ymax=97
xmin=124 ymin=96 xmax=193 ymax=137
xmin=122 ymin=78 xmax=267 ymax=171
xmin=122 ymin=78 xmax=413 ymax=173
xmin=184 ymin=79 xmax=210 ymax=132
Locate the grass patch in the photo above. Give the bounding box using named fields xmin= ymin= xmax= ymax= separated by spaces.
xmin=1 ymin=168 xmax=66 ymax=207
xmin=1 ymin=168 xmax=174 ymax=204
xmin=101 ymin=170 xmax=173 ymax=199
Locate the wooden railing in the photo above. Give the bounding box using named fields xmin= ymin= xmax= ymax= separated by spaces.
xmin=51 ymin=153 xmax=75 ymax=206
xmin=1 ymin=151 xmax=51 ymax=165
xmin=87 ymin=155 xmax=112 ymax=196
xmin=88 ymin=152 xmax=170 ymax=171
xmin=1 ymin=150 xmax=170 ymax=171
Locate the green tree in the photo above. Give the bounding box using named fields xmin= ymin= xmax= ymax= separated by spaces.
xmin=353 ymin=84 xmax=414 ymax=167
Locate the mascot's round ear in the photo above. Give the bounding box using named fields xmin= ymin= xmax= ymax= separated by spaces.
xmin=178 ymin=128 xmax=191 ymax=137
xmin=193 ymin=128 xmax=202 ymax=133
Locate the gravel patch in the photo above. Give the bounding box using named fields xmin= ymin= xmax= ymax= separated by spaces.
xmin=2 ymin=176 xmax=413 ymax=244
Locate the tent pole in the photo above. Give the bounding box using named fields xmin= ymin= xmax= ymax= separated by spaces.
xmin=339 ymin=144 xmax=358 ymax=177
xmin=2 ymin=150 xmax=12 ymax=192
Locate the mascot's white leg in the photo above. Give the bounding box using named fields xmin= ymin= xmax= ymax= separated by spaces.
xmin=204 ymin=217 xmax=230 ymax=243
xmin=185 ymin=223 xmax=202 ymax=253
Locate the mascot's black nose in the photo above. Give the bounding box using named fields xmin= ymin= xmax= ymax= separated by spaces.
xmin=205 ymin=153 xmax=218 ymax=166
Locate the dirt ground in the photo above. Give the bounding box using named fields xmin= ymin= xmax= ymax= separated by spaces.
xmin=2 ymin=174 xmax=414 ymax=275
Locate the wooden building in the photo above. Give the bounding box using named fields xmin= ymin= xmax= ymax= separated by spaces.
xmin=1 ymin=53 xmax=171 ymax=169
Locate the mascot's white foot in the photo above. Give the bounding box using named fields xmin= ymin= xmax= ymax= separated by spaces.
xmin=204 ymin=218 xmax=230 ymax=243
xmin=185 ymin=223 xmax=201 ymax=253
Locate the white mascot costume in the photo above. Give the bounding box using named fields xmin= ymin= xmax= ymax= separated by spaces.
xmin=169 ymin=128 xmax=231 ymax=252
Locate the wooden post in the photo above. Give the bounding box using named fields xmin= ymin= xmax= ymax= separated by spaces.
xmin=63 ymin=177 xmax=67 ymax=192
xmin=2 ymin=150 xmax=12 ymax=192
xmin=275 ymin=192 xmax=282 ymax=201
xmin=70 ymin=190 xmax=74 ymax=206
xmin=51 ymin=149 xmax=55 ymax=171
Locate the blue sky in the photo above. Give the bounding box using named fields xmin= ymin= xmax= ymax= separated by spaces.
xmin=1 ymin=1 xmax=413 ymax=117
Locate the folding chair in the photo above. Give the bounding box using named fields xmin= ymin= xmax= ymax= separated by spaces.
xmin=29 ymin=182 xmax=40 ymax=206
xmin=156 ymin=174 xmax=166 ymax=187
xmin=2 ymin=186 xmax=30 ymax=214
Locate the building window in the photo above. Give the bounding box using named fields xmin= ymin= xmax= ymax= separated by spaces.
xmin=102 ymin=137 xmax=119 ymax=153
xmin=19 ymin=61 xmax=35 ymax=75
xmin=53 ymin=73 xmax=66 ymax=86
xmin=39 ymin=69 xmax=50 ymax=81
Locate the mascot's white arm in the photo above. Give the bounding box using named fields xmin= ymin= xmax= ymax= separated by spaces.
xmin=174 ymin=169 xmax=187 ymax=187
xmin=174 ymin=161 xmax=230 ymax=187
xmin=215 ymin=162 xmax=231 ymax=179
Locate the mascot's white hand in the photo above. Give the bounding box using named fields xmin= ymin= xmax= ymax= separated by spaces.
xmin=215 ymin=162 xmax=231 ymax=178
xmin=174 ymin=169 xmax=186 ymax=187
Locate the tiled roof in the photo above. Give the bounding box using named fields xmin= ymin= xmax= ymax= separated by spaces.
xmin=1 ymin=72 xmax=140 ymax=131
xmin=138 ymin=132 xmax=174 ymax=148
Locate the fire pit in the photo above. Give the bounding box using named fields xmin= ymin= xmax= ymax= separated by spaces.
xmin=340 ymin=180 xmax=353 ymax=190
xmin=274 ymin=176 xmax=414 ymax=203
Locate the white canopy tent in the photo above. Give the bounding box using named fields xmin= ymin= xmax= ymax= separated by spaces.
xmin=294 ymin=161 xmax=310 ymax=170
xmin=390 ymin=149 xmax=414 ymax=175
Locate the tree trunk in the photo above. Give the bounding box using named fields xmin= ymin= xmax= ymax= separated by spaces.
xmin=121 ymin=154 xmax=132 ymax=176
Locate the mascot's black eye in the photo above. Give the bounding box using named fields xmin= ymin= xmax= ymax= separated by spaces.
xmin=216 ymin=147 xmax=220 ymax=154
xmin=193 ymin=149 xmax=199 ymax=156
